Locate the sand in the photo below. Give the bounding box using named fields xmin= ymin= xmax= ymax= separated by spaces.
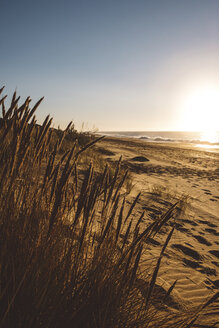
xmin=96 ymin=136 xmax=219 ymax=325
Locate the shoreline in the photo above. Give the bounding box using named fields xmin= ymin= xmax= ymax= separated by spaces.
xmin=96 ymin=131 xmax=219 ymax=153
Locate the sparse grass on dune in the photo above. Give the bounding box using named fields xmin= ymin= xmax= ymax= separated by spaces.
xmin=0 ymin=87 xmax=218 ymax=328
xmin=147 ymin=184 xmax=192 ymax=218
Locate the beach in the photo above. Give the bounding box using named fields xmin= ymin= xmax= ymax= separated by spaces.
xmin=96 ymin=136 xmax=219 ymax=324
xmin=1 ymin=87 xmax=219 ymax=326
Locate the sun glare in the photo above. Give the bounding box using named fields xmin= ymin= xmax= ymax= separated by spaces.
xmin=201 ymin=130 xmax=218 ymax=143
xmin=180 ymin=85 xmax=219 ymax=136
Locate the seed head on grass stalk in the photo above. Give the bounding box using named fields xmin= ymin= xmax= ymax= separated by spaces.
xmin=0 ymin=88 xmax=218 ymax=328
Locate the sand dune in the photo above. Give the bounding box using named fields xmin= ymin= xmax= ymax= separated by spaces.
xmin=96 ymin=137 xmax=219 ymax=325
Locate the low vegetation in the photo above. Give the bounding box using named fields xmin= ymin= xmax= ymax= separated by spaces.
xmin=0 ymin=87 xmax=218 ymax=327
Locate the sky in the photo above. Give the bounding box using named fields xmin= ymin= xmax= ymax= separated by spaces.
xmin=1 ymin=0 xmax=219 ymax=131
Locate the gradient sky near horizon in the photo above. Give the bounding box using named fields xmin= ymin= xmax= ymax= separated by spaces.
xmin=1 ymin=0 xmax=219 ymax=131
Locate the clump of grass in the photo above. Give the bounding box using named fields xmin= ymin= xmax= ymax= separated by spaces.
xmin=0 ymin=87 xmax=218 ymax=328
xmin=147 ymin=184 xmax=192 ymax=223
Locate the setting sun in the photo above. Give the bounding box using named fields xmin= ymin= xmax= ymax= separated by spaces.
xmin=180 ymin=85 xmax=219 ymax=134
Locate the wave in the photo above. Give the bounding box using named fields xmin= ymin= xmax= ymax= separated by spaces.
xmin=138 ymin=136 xmax=219 ymax=145
xmin=99 ymin=131 xmax=219 ymax=147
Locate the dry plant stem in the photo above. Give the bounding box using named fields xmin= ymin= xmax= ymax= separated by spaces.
xmin=0 ymin=88 xmax=218 ymax=328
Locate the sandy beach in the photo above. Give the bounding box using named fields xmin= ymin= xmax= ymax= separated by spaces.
xmin=96 ymin=136 xmax=219 ymax=324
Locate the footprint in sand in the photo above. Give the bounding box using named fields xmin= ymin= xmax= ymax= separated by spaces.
xmin=202 ymin=189 xmax=212 ymax=195
xmin=198 ymin=266 xmax=216 ymax=276
xmin=182 ymin=258 xmax=200 ymax=269
xmin=205 ymin=228 xmax=219 ymax=236
xmin=202 ymin=189 xmax=211 ymax=192
xmin=207 ymin=222 xmax=217 ymax=228
xmin=198 ymin=220 xmax=217 ymax=228
xmin=172 ymin=244 xmax=201 ymax=261
xmin=209 ymin=250 xmax=219 ymax=259
xmin=182 ymin=219 xmax=198 ymax=226
xmin=174 ymin=223 xmax=192 ymax=235
xmin=193 ymin=234 xmax=212 ymax=246
xmin=177 ymin=226 xmax=190 ymax=233
xmin=212 ymin=261 xmax=219 ymax=268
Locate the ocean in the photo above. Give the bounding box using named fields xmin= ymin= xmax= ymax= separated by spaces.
xmin=99 ymin=131 xmax=219 ymax=152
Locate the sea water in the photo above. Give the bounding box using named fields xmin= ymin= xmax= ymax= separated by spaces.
xmin=99 ymin=131 xmax=219 ymax=152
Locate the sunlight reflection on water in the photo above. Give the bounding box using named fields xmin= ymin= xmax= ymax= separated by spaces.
xmin=196 ymin=144 xmax=219 ymax=150
xmin=200 ymin=130 xmax=219 ymax=144
xmin=195 ymin=131 xmax=219 ymax=152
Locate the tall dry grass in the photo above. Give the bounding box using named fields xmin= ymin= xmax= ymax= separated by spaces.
xmin=0 ymin=87 xmax=218 ymax=327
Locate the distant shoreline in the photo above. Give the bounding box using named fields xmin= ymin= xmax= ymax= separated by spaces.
xmin=97 ymin=131 xmax=219 ymax=152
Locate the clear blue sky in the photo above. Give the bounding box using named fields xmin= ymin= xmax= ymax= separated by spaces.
xmin=1 ymin=0 xmax=219 ymax=131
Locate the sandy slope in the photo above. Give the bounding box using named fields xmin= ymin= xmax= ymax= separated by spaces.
xmin=96 ymin=137 xmax=219 ymax=325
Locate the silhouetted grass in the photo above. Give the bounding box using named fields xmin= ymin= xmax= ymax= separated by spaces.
xmin=0 ymin=87 xmax=218 ymax=327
